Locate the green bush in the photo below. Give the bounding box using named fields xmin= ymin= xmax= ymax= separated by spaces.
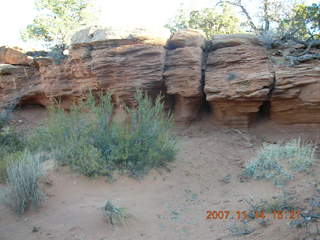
xmin=0 ymin=110 xmax=10 ymax=129
xmin=243 ymin=139 xmax=317 ymax=185
xmin=0 ymin=123 xmax=26 ymax=183
xmin=122 ymin=91 xmax=176 ymax=176
xmin=1 ymin=151 xmax=44 ymax=215
xmin=0 ymin=151 xmax=25 ymax=183
xmin=28 ymin=91 xmax=177 ymax=178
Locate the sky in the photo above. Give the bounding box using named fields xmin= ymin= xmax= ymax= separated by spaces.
xmin=0 ymin=0 xmax=317 ymax=48
xmin=0 ymin=0 xmax=212 ymax=48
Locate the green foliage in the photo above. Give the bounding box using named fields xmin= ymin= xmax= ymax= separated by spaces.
xmin=28 ymin=91 xmax=177 ymax=178
xmin=245 ymin=193 xmax=297 ymax=219
xmin=104 ymin=201 xmax=131 ymax=225
xmin=227 ymin=222 xmax=253 ymax=236
xmin=243 ymin=139 xmax=317 ymax=186
xmin=0 ymin=110 xmax=10 ymax=129
xmin=165 ymin=4 xmax=242 ymax=38
xmin=0 ymin=120 xmax=26 ymax=183
xmin=0 ymin=151 xmax=25 ymax=183
xmin=279 ymin=3 xmax=320 ymax=39
xmin=1 ymin=151 xmax=44 ymax=215
xmin=48 ymin=45 xmax=67 ymax=64
xmin=119 ymin=91 xmax=176 ymax=177
xmin=21 ymin=0 xmax=98 ymax=47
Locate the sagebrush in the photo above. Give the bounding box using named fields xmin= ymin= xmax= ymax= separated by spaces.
xmin=0 ymin=113 xmax=25 ymax=182
xmin=2 ymin=151 xmax=44 ymax=215
xmin=28 ymin=91 xmax=177 ymax=178
xmin=243 ymin=139 xmax=317 ymax=185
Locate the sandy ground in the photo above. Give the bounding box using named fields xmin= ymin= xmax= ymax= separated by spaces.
xmin=0 ymin=106 xmax=320 ymax=240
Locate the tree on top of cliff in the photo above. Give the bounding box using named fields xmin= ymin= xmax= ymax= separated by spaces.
xmin=219 ymin=0 xmax=319 ymax=40
xmin=279 ymin=3 xmax=320 ymax=40
xmin=218 ymin=0 xmax=299 ymax=34
xmin=21 ymin=0 xmax=99 ymax=48
xmin=165 ymin=4 xmax=243 ymax=38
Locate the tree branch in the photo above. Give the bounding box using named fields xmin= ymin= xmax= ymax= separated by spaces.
xmin=218 ymin=0 xmax=259 ymax=33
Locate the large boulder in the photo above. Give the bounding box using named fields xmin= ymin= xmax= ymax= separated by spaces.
xmin=0 ymin=46 xmax=34 ymax=66
xmin=163 ymin=30 xmax=206 ymax=122
xmin=204 ymin=34 xmax=274 ymax=127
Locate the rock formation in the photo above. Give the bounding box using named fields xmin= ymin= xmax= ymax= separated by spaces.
xmin=164 ymin=30 xmax=206 ymax=122
xmin=271 ymin=61 xmax=320 ymax=124
xmin=0 ymin=29 xmax=319 ymax=127
xmin=0 ymin=46 xmax=34 ymax=66
xmin=205 ymin=35 xmax=274 ymax=127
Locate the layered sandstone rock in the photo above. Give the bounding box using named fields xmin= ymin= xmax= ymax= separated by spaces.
xmin=0 ymin=46 xmax=34 ymax=66
xmin=271 ymin=61 xmax=320 ymax=124
xmin=1 ymin=29 xmax=319 ymax=128
xmin=0 ymin=64 xmax=41 ymax=109
xmin=205 ymin=34 xmax=274 ymax=127
xmin=164 ymin=30 xmax=206 ymax=122
xmin=70 ymin=27 xmax=167 ymax=119
xmin=0 ymin=27 xmax=167 ymax=121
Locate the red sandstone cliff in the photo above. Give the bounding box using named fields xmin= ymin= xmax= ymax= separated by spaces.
xmin=0 ymin=29 xmax=319 ymax=127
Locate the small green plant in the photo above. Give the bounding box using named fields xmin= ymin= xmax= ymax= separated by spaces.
xmin=243 ymin=139 xmax=317 ymax=185
xmin=2 ymin=151 xmax=44 ymax=215
xmin=103 ymin=201 xmax=131 ymax=225
xmin=245 ymin=193 xmax=298 ymax=219
xmin=227 ymin=222 xmax=254 ymax=236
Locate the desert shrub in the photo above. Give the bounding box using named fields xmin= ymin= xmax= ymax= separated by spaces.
xmin=103 ymin=201 xmax=131 ymax=225
xmin=243 ymin=139 xmax=317 ymax=185
xmin=108 ymin=91 xmax=176 ymax=177
xmin=0 ymin=151 xmax=25 ymax=183
xmin=227 ymin=222 xmax=254 ymax=236
xmin=0 ymin=110 xmax=10 ymax=129
xmin=0 ymin=127 xmax=25 ymax=153
xmin=2 ymin=151 xmax=44 ymax=215
xmin=48 ymin=45 xmax=67 ymax=64
xmin=28 ymin=91 xmax=176 ymax=178
xmin=245 ymin=193 xmax=298 ymax=219
xmin=0 ymin=123 xmax=26 ymax=183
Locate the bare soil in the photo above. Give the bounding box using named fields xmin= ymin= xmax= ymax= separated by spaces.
xmin=1 ymin=106 xmax=320 ymax=240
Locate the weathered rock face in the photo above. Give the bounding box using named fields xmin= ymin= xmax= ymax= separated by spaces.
xmin=271 ymin=61 xmax=320 ymax=124
xmin=0 ymin=29 xmax=319 ymax=128
xmin=0 ymin=27 xmax=167 ymax=121
xmin=70 ymin=27 xmax=167 ymax=119
xmin=0 ymin=47 xmax=34 ymax=66
xmin=205 ymin=34 xmax=274 ymax=127
xmin=164 ymin=30 xmax=206 ymax=122
xmin=0 ymin=64 xmax=40 ymax=109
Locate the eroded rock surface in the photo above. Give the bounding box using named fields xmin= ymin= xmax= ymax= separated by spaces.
xmin=271 ymin=61 xmax=320 ymax=124
xmin=164 ymin=30 xmax=206 ymax=122
xmin=0 ymin=29 xmax=319 ymax=127
xmin=1 ymin=27 xmax=167 ymax=120
xmin=205 ymin=34 xmax=274 ymax=127
xmin=0 ymin=46 xmax=34 ymax=66
xmin=71 ymin=27 xmax=167 ymax=119
xmin=0 ymin=64 xmax=41 ymax=109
